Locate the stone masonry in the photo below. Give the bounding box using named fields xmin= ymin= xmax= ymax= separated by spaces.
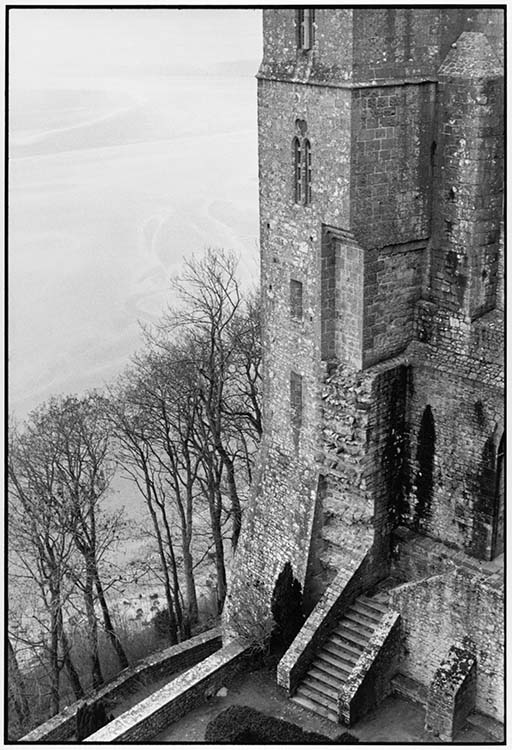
xmin=227 ymin=8 xmax=504 ymax=727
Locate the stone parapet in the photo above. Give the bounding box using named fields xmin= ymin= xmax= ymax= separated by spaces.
xmin=84 ymin=640 xmax=248 ymax=742
xmin=19 ymin=627 xmax=222 ymax=743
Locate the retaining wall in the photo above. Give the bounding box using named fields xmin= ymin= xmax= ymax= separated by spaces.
xmin=84 ymin=640 xmax=248 ymax=742
xmin=19 ymin=627 xmax=222 ymax=743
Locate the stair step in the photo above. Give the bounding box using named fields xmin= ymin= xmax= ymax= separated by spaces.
xmin=317 ymin=649 xmax=354 ymax=676
xmin=296 ymin=684 xmax=337 ymax=710
xmin=303 ymin=675 xmax=339 ymax=701
xmin=324 ymin=636 xmax=362 ymax=659
xmin=320 ymin=644 xmax=357 ymax=670
xmin=358 ymin=595 xmax=389 ymax=615
xmin=291 ymin=693 xmax=338 ymax=722
xmin=344 ymin=609 xmax=377 ymax=632
xmin=333 ymin=625 xmax=369 ymax=649
xmin=351 ymin=600 xmax=384 ymax=623
xmin=309 ymin=666 xmax=345 ymax=690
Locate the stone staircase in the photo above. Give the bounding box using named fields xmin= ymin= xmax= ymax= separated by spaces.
xmin=291 ymin=594 xmax=389 ymax=722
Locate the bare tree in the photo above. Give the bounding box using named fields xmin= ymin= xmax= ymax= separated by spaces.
xmin=156 ymin=250 xmax=261 ymax=551
xmin=45 ymin=394 xmax=129 ymax=673
xmin=106 ymin=379 xmax=183 ymax=642
xmin=8 ymin=420 xmax=85 ymax=713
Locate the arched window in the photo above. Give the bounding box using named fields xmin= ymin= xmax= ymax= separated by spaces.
xmin=293 ymin=125 xmax=312 ymax=206
xmin=304 ymin=138 xmax=312 ymax=205
xmin=293 ymin=137 xmax=302 ymax=204
xmin=297 ymin=8 xmax=315 ymax=50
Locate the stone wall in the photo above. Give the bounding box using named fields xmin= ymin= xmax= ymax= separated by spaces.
xmin=225 ymin=444 xmax=319 ymax=630
xmin=259 ymin=9 xmax=504 ymax=86
xmin=362 ymin=244 xmax=424 ymax=367
xmin=404 ymin=351 xmax=503 ymax=559
xmin=389 ymin=569 xmax=503 ymax=721
xmin=351 ymin=85 xmax=434 ymax=251
xmin=19 ymin=628 xmax=222 ymax=742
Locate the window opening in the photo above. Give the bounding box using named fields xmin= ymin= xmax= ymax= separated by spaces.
xmin=293 ymin=123 xmax=312 ymax=206
xmin=290 ymin=372 xmax=303 ymax=447
xmin=290 ymin=279 xmax=303 ymax=319
xmin=293 ymin=137 xmax=302 ymax=204
xmin=297 ymin=8 xmax=315 ymax=50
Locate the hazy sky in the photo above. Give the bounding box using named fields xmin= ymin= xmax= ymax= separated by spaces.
xmin=10 ymin=8 xmax=262 ymax=87
xmin=9 ymin=8 xmax=262 ymax=415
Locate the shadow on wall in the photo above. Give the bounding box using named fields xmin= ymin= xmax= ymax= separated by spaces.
xmin=471 ymin=430 xmax=504 ymax=559
xmin=413 ymin=405 xmax=436 ymax=531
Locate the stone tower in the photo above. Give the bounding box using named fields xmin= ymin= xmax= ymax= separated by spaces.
xmin=227 ymin=8 xmax=504 ymax=729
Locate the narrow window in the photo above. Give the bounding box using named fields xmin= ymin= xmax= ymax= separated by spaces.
xmin=304 ymin=138 xmax=312 ymax=205
xmin=297 ymin=8 xmax=315 ymax=50
xmin=290 ymin=372 xmax=303 ymax=444
xmin=297 ymin=9 xmax=304 ymax=47
xmin=293 ymin=137 xmax=302 ymax=204
xmin=293 ymin=125 xmax=312 ymax=206
xmin=290 ymin=279 xmax=303 ymax=319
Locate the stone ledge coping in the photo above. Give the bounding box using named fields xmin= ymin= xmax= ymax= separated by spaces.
xmin=257 ymin=72 xmax=439 ymax=90
xmin=84 ymin=639 xmax=247 ymax=742
xmin=393 ymin=526 xmax=504 ymax=588
xmin=19 ymin=627 xmax=222 ymax=743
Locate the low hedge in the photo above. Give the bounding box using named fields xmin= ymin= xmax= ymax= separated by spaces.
xmin=204 ymin=705 xmax=358 ymax=743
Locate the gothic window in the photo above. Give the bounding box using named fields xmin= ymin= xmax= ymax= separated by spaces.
xmin=304 ymin=139 xmax=312 ymax=204
xmin=290 ymin=279 xmax=303 ymax=319
xmin=297 ymin=8 xmax=315 ymax=50
xmin=293 ymin=121 xmax=312 ymax=206
xmin=293 ymin=137 xmax=302 ymax=204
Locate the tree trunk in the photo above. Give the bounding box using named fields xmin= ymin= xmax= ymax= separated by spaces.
xmin=211 ymin=434 xmax=241 ymax=550
xmin=93 ymin=568 xmax=129 ymax=670
xmin=145 ymin=488 xmax=179 ymax=644
xmin=182 ymin=543 xmax=198 ymax=628
xmin=203 ymin=398 xmax=242 ymax=550
xmin=7 ymin=638 xmax=31 ymax=727
xmin=82 ymin=565 xmax=104 ymax=690
xmin=157 ymin=502 xmax=187 ymax=640
xmin=48 ymin=602 xmax=60 ymax=716
xmin=57 ymin=610 xmax=85 ymax=700
xmin=209 ymin=486 xmax=227 ymax=613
